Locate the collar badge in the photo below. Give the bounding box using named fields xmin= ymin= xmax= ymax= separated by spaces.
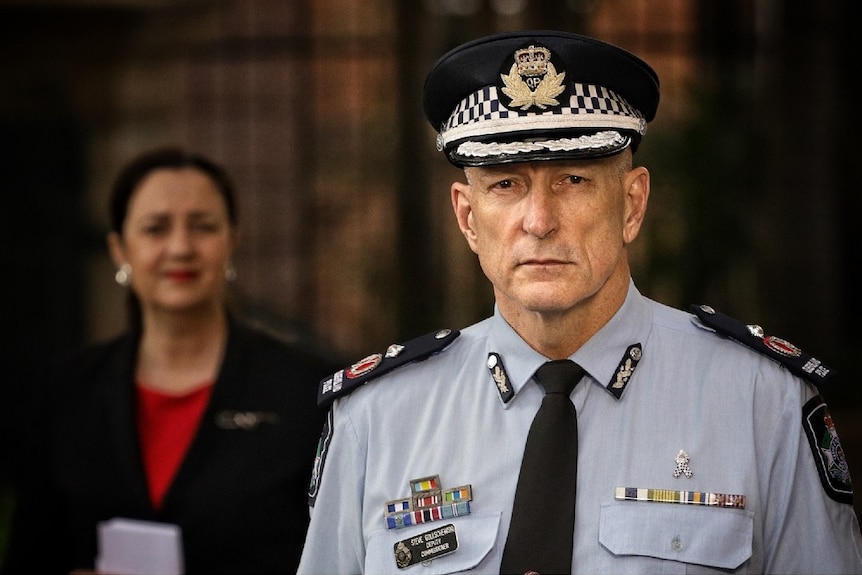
xmin=487 ymin=353 xmax=514 ymax=404
xmin=606 ymin=343 xmax=642 ymax=399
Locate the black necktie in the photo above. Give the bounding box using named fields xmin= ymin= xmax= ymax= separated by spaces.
xmin=500 ymin=359 xmax=584 ymax=575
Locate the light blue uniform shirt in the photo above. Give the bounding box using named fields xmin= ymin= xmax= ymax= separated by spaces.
xmin=298 ymin=281 xmax=862 ymax=574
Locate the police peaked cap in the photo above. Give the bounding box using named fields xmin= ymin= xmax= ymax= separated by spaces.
xmin=423 ymin=30 xmax=660 ymax=167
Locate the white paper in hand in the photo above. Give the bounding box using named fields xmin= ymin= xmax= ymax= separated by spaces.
xmin=95 ymin=517 xmax=184 ymax=575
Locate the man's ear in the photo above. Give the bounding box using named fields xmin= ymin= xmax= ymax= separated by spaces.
xmin=451 ymin=180 xmax=479 ymax=254
xmin=622 ymin=166 xmax=650 ymax=245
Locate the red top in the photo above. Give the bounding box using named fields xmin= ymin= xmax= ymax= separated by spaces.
xmin=136 ymin=382 xmax=214 ymax=510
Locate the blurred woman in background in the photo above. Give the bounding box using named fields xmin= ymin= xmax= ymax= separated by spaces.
xmin=2 ymin=146 xmax=334 ymax=574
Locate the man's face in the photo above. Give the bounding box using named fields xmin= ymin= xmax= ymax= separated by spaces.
xmin=451 ymin=154 xmax=648 ymax=320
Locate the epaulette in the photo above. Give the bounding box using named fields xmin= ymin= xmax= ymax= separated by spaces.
xmin=317 ymin=328 xmax=460 ymax=408
xmin=690 ymin=304 xmax=836 ymax=386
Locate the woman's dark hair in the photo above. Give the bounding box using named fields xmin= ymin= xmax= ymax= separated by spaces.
xmin=109 ymin=146 xmax=239 ymax=329
xmin=109 ymin=146 xmax=238 ymax=234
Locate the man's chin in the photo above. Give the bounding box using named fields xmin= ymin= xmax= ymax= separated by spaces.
xmin=510 ymin=290 xmax=578 ymax=315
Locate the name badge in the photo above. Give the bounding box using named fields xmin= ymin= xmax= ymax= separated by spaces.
xmin=394 ymin=523 xmax=458 ymax=569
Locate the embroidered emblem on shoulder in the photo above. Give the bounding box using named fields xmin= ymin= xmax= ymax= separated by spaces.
xmin=317 ymin=329 xmax=460 ymax=408
xmin=690 ymin=304 xmax=836 ymax=386
xmin=802 ymin=395 xmax=853 ymax=504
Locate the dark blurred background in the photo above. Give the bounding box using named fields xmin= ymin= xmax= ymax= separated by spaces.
xmin=1 ymin=0 xmax=860 ymax=558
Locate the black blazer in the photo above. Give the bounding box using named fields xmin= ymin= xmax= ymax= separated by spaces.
xmin=2 ymin=318 xmax=335 ymax=574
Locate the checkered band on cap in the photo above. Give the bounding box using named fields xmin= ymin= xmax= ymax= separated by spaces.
xmin=437 ymin=82 xmax=647 ymax=152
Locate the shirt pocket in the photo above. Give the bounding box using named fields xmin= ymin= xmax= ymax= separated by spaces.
xmin=365 ymin=512 xmax=501 ymax=574
xmin=599 ymin=502 xmax=754 ymax=571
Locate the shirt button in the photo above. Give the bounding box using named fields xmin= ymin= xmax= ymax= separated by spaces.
xmin=671 ymin=536 xmax=684 ymax=551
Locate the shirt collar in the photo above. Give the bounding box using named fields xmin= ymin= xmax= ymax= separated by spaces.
xmin=487 ymin=279 xmax=652 ymax=406
xmin=487 ymin=310 xmax=550 ymax=403
xmin=573 ymin=279 xmax=651 ymax=399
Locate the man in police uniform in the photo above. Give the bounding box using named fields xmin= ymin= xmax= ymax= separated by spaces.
xmin=298 ymin=30 xmax=862 ymax=574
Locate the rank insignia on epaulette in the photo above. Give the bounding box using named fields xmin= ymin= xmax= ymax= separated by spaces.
xmin=384 ymin=475 xmax=473 ymax=529
xmin=691 ymin=304 xmax=836 ymax=386
xmin=386 ymin=344 xmax=405 ymax=358
xmin=317 ymin=329 xmax=460 ymax=408
xmin=346 ymin=353 xmax=383 ymax=378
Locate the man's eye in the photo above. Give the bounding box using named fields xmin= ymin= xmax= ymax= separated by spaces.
xmin=493 ymin=179 xmax=514 ymax=189
xmin=564 ymin=175 xmax=584 ymax=185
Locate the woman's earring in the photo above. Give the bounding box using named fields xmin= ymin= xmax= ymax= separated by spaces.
xmin=115 ymin=263 xmax=132 ymax=287
xmin=224 ymin=262 xmax=237 ymax=282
